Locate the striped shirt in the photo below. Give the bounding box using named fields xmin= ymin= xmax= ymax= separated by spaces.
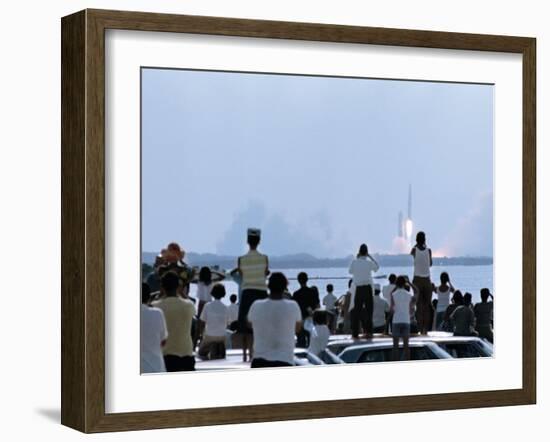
xmin=239 ymin=249 xmax=268 ymax=291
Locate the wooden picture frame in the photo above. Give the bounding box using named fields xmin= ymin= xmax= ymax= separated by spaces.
xmin=61 ymin=8 xmax=536 ymax=433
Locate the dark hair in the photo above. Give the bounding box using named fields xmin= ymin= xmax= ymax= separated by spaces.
xmin=142 ymin=282 xmax=151 ymax=304
xmin=313 ymin=309 xmax=328 ymax=326
xmin=297 ymin=272 xmax=308 ymax=286
xmin=480 ymin=288 xmax=491 ymax=302
xmin=157 ymin=264 xmax=171 ymax=278
xmin=161 ymin=271 xmax=180 ymax=294
xmin=229 ymin=294 xmax=237 ymax=303
xmin=199 ymin=266 xmax=212 ymax=285
xmin=432 ymin=299 xmax=439 ymax=308
xmin=388 ymin=274 xmax=397 ymax=284
xmin=463 ymin=292 xmax=472 ymax=306
xmin=396 ymin=275 xmax=407 ymax=288
xmin=210 ymin=283 xmax=226 ymax=300
xmin=268 ymin=272 xmax=288 ymax=294
xmin=440 ymin=272 xmax=450 ymax=284
xmin=247 ymin=235 xmax=260 ymax=248
xmin=358 ymin=243 xmax=368 ymax=256
xmin=326 ymin=284 xmax=334 ymax=292
xmin=452 ymin=290 xmax=464 ymax=305
xmin=416 ymin=231 xmax=426 ymax=246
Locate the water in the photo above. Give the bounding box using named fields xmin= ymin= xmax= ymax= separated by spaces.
xmin=188 ymin=265 xmax=493 ymax=306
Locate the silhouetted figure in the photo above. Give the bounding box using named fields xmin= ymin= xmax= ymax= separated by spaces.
xmin=348 ymin=243 xmax=380 ymax=339
xmin=382 ymin=274 xmax=397 ymax=334
xmin=450 ymin=296 xmax=477 ymax=337
xmin=292 ymin=272 xmax=320 ymax=347
xmin=442 ymin=290 xmax=463 ymax=332
xmin=411 ymin=231 xmax=433 ymax=335
xmin=474 ymin=288 xmax=494 ymax=343
xmin=433 ymin=272 xmax=455 ymax=330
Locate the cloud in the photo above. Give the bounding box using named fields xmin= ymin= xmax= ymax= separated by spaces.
xmin=436 ymin=192 xmax=493 ymax=257
xmin=216 ymin=200 xmax=347 ymax=257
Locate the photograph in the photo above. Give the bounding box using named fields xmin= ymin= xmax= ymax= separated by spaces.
xmin=139 ymin=67 xmax=495 ymax=374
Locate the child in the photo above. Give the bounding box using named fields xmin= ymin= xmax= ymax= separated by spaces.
xmin=308 ymin=310 xmax=331 ymax=356
xmin=198 ymin=283 xmax=228 ymax=360
xmin=372 ymin=284 xmax=390 ymax=334
xmin=390 ymin=276 xmax=416 ymax=361
xmin=227 ymin=293 xmax=239 ymax=326
xmin=322 ymin=284 xmax=338 ymax=332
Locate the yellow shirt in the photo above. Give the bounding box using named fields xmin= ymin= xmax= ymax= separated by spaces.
xmin=153 ymin=297 xmax=195 ymax=357
xmin=239 ymin=249 xmax=268 ymax=291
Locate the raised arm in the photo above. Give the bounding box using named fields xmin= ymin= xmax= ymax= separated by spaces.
xmin=211 ymin=270 xmax=226 ymax=282
xmin=448 ymin=278 xmax=455 ymax=293
xmin=368 ymin=254 xmax=380 ymax=271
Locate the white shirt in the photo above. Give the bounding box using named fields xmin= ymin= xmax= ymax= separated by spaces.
xmin=227 ymin=303 xmax=239 ymax=324
xmin=196 ymin=282 xmax=212 ymax=303
xmin=436 ymin=287 xmax=452 ymax=312
xmin=200 ymin=299 xmax=228 ymax=337
xmin=372 ymin=295 xmax=390 ymax=327
xmin=349 ymin=256 xmax=379 ymax=286
xmin=322 ymin=293 xmax=337 ymax=311
xmin=308 ymin=324 xmax=330 ymax=356
xmin=248 ymin=298 xmax=302 ymax=365
xmin=413 ymin=246 xmax=431 ymax=278
xmin=140 ymin=305 xmax=168 ymax=373
xmin=382 ymin=283 xmax=396 ymax=304
xmin=391 ymin=289 xmax=413 ymax=324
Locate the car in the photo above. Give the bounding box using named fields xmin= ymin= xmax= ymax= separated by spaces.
xmin=327 ymin=332 xmax=493 ymax=359
xmin=338 ymin=341 xmax=453 ymax=363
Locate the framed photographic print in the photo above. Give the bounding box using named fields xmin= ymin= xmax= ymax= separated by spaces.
xmin=61 ymin=9 xmax=536 ymax=433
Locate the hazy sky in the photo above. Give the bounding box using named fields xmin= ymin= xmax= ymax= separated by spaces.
xmin=141 ymin=68 xmax=493 ymax=258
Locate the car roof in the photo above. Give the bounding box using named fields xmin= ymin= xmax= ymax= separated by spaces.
xmin=328 ymin=333 xmax=487 ymax=345
xmin=339 ymin=341 xmax=441 ymax=351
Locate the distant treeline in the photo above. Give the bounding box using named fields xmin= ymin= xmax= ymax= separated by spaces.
xmin=141 ymin=251 xmax=493 ymax=273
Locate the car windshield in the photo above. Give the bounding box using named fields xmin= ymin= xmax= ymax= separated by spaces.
xmin=354 ymin=346 xmax=441 ymax=363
